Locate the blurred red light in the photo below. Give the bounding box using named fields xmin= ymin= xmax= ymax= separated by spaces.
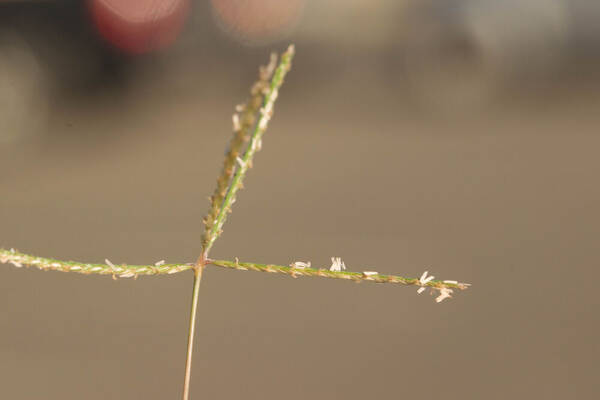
xmin=89 ymin=0 xmax=190 ymax=54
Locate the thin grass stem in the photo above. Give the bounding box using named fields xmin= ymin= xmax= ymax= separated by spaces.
xmin=182 ymin=265 xmax=204 ymax=400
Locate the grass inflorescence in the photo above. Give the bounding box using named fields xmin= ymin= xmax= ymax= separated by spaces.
xmin=1 ymin=44 xmax=469 ymax=400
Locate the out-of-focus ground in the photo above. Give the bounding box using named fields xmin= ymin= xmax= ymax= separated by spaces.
xmin=1 ymin=1 xmax=599 ymax=399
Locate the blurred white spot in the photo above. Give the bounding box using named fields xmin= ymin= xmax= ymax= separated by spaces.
xmin=0 ymin=32 xmax=47 ymax=142
xmin=400 ymin=0 xmax=568 ymax=113
xmin=464 ymin=0 xmax=569 ymax=78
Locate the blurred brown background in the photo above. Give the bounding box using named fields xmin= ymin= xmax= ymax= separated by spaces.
xmin=1 ymin=1 xmax=599 ymax=399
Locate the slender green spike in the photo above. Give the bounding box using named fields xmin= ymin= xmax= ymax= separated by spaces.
xmin=201 ymin=53 xmax=279 ymax=251
xmin=0 ymin=248 xmax=191 ymax=277
xmin=207 ymin=258 xmax=470 ymax=291
xmin=203 ymin=45 xmax=295 ymax=256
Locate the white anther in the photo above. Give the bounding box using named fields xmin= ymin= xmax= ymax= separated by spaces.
xmin=258 ymin=116 xmax=269 ymax=131
xmin=417 ymin=270 xmax=435 ymax=294
xmin=262 ymin=101 xmax=274 ymax=116
xmin=270 ymin=89 xmax=279 ymax=102
xmin=236 ymin=156 xmax=246 ymax=169
xmin=419 ymin=271 xmax=435 ymax=285
xmin=329 ymin=257 xmax=346 ymax=272
xmin=155 ymin=260 xmax=165 ymax=267
xmin=291 ymin=261 xmax=311 ymax=269
xmin=252 ymin=138 xmax=263 ymax=152
xmin=436 ymin=288 xmax=454 ymax=303
xmin=232 ymin=114 xmax=241 ymax=132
